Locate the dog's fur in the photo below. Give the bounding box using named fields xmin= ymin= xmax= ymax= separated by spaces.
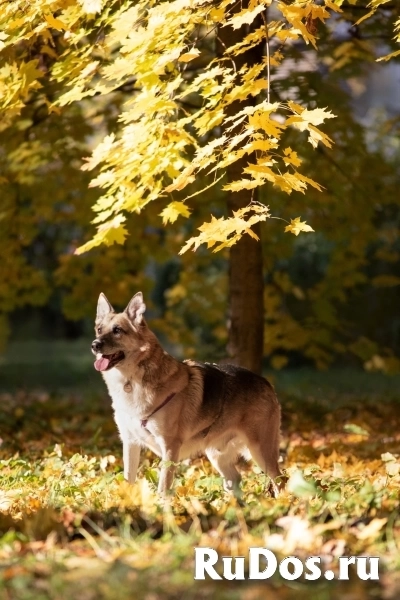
xmin=92 ymin=292 xmax=283 ymax=497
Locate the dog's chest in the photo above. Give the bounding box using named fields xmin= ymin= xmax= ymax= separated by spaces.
xmin=103 ymin=370 xmax=154 ymax=434
xmin=103 ymin=369 xmax=142 ymax=411
xmin=109 ymin=378 xmax=146 ymax=411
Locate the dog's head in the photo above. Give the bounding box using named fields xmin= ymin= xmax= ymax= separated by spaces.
xmin=91 ymin=292 xmax=147 ymax=372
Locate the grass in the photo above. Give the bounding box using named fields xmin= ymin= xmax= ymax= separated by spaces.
xmin=0 ymin=341 xmax=400 ymax=598
xmin=2 ymin=339 xmax=400 ymax=396
xmin=0 ymin=340 xmax=102 ymax=392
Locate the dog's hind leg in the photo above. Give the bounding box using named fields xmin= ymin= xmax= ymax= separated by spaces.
xmin=245 ymin=408 xmax=283 ymax=498
xmin=123 ymin=442 xmax=141 ymax=484
xmin=247 ymin=442 xmax=282 ymax=497
xmin=206 ymin=446 xmax=242 ymax=498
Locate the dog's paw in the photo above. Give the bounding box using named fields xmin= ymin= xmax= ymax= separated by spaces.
xmin=266 ymin=479 xmax=280 ymax=498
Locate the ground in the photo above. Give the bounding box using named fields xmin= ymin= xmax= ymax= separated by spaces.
xmin=0 ymin=342 xmax=400 ymax=599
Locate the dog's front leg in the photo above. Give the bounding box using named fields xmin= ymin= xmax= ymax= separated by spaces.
xmin=123 ymin=442 xmax=141 ymax=484
xmin=157 ymin=438 xmax=181 ymax=496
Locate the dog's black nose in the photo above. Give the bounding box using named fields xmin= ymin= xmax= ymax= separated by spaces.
xmin=92 ymin=339 xmax=103 ymax=352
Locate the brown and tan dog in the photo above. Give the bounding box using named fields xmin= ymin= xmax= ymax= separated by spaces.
xmin=92 ymin=292 xmax=283 ymax=498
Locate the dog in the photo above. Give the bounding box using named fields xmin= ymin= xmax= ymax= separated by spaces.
xmin=92 ymin=291 xmax=283 ymax=498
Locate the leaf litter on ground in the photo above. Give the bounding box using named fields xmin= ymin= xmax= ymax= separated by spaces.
xmin=0 ymin=384 xmax=399 ymax=598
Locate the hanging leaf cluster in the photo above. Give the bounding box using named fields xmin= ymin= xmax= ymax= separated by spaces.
xmin=0 ymin=0 xmax=398 ymax=253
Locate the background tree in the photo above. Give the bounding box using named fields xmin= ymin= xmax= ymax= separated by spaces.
xmin=0 ymin=0 xmax=399 ymax=372
xmin=217 ymin=1 xmax=265 ymax=373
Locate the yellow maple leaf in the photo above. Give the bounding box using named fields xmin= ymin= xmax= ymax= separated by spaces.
xmin=377 ymin=49 xmax=400 ymax=62
xmin=19 ymin=60 xmax=44 ymax=87
xmin=277 ymin=3 xmax=318 ymax=48
xmin=179 ymin=205 xmax=270 ymax=254
xmin=295 ymin=172 xmax=324 ymax=192
xmin=165 ymin=170 xmax=195 ymax=193
xmin=285 ymin=217 xmax=314 ymax=236
xmin=79 ymin=0 xmax=103 ymax=14
xmin=45 ymin=15 xmax=67 ymax=31
xmin=225 ymin=4 xmax=266 ymax=30
xmin=75 ymin=216 xmax=127 ymax=254
xmin=287 ymin=100 xmax=304 ymax=114
xmin=178 ymin=48 xmax=201 ymax=63
xmin=308 ymin=124 xmax=334 ymax=148
xmin=324 ymin=0 xmax=343 ymax=13
xmin=283 ymin=147 xmax=302 ymax=167
xmin=0 ymin=32 xmax=8 ymax=51
xmin=249 ymin=112 xmax=285 ymax=137
xmin=160 ymin=201 xmax=191 ymax=225
xmin=223 ymin=177 xmax=265 ymax=192
xmin=209 ymin=7 xmax=225 ymax=22
xmin=286 ymin=106 xmax=335 ymax=129
xmin=286 ymin=105 xmax=335 ymax=148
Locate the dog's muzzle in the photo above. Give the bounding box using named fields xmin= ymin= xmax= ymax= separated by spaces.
xmin=91 ymin=339 xmax=103 ymax=353
xmin=91 ymin=339 xmax=125 ymax=371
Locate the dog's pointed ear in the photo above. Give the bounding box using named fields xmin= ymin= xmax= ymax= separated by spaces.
xmin=125 ymin=292 xmax=146 ymax=325
xmin=97 ymin=293 xmax=114 ymax=320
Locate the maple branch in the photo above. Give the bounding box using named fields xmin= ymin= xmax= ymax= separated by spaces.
xmin=269 ymin=82 xmax=368 ymax=198
xmin=216 ymin=35 xmax=237 ymax=73
xmin=193 ymin=0 xmax=243 ymax=46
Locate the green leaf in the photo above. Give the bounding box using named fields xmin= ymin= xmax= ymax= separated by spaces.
xmin=343 ymin=424 xmax=369 ymax=437
xmin=287 ymin=470 xmax=317 ymax=499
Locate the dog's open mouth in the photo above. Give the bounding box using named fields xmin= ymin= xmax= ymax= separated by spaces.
xmin=94 ymin=351 xmax=125 ymax=372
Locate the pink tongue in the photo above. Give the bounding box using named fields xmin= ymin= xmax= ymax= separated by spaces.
xmin=94 ymin=356 xmax=110 ymax=371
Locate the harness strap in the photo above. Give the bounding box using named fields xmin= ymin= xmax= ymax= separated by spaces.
xmin=200 ymin=396 xmax=225 ymax=438
xmin=141 ymin=392 xmax=176 ymax=429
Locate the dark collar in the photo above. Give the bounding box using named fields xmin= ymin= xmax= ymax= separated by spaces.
xmin=141 ymin=392 xmax=176 ymax=429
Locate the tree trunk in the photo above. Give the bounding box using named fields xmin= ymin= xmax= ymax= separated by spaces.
xmin=217 ymin=4 xmax=264 ymax=374
xmin=226 ymin=195 xmax=264 ymax=375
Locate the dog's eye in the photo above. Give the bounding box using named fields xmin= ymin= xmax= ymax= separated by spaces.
xmin=97 ymin=327 xmax=101 ymax=334
xmin=113 ymin=326 xmax=122 ymax=335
